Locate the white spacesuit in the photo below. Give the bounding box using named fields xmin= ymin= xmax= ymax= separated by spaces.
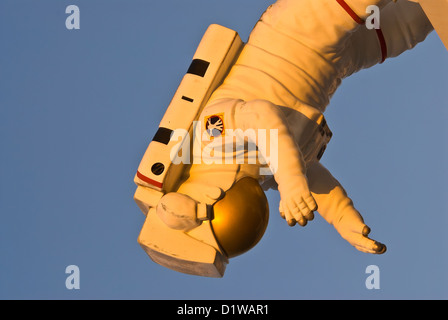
xmin=135 ymin=0 xmax=434 ymax=276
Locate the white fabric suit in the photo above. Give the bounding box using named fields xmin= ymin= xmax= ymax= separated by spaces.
xmin=167 ymin=0 xmax=434 ymax=254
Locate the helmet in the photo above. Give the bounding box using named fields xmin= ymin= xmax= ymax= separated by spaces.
xmin=211 ymin=177 xmax=269 ymax=258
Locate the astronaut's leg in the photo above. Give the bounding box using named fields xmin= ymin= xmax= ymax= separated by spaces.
xmin=258 ymin=0 xmax=392 ymax=51
xmin=380 ymin=0 xmax=434 ymax=58
xmin=344 ymin=0 xmax=434 ymax=73
xmin=305 ymin=161 xmax=387 ymax=254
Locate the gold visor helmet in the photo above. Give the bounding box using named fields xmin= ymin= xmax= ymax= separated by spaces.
xmin=211 ymin=177 xmax=269 ymax=258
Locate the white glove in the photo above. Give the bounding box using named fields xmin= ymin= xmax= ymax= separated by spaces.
xmin=332 ymin=207 xmax=387 ymax=254
xmin=278 ymin=174 xmax=317 ymax=226
xmin=307 ymin=162 xmax=386 ymax=254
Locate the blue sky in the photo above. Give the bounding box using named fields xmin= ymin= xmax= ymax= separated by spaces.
xmin=1 ymin=0 xmax=447 ymax=300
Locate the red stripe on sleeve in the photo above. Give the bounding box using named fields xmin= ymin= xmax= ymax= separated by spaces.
xmin=336 ymin=0 xmax=388 ymax=63
xmin=375 ymin=28 xmax=387 ymax=63
xmin=336 ymin=0 xmax=365 ymax=25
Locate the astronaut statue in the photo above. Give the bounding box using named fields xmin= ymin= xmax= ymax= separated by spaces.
xmin=134 ymin=0 xmax=434 ymax=277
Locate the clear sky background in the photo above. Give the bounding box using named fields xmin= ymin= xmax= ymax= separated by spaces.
xmin=1 ymin=0 xmax=447 ymax=300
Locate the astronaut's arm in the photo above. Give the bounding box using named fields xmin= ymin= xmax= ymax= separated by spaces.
xmin=306 ymin=161 xmax=386 ymax=254
xmin=234 ymin=99 xmax=317 ymax=227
